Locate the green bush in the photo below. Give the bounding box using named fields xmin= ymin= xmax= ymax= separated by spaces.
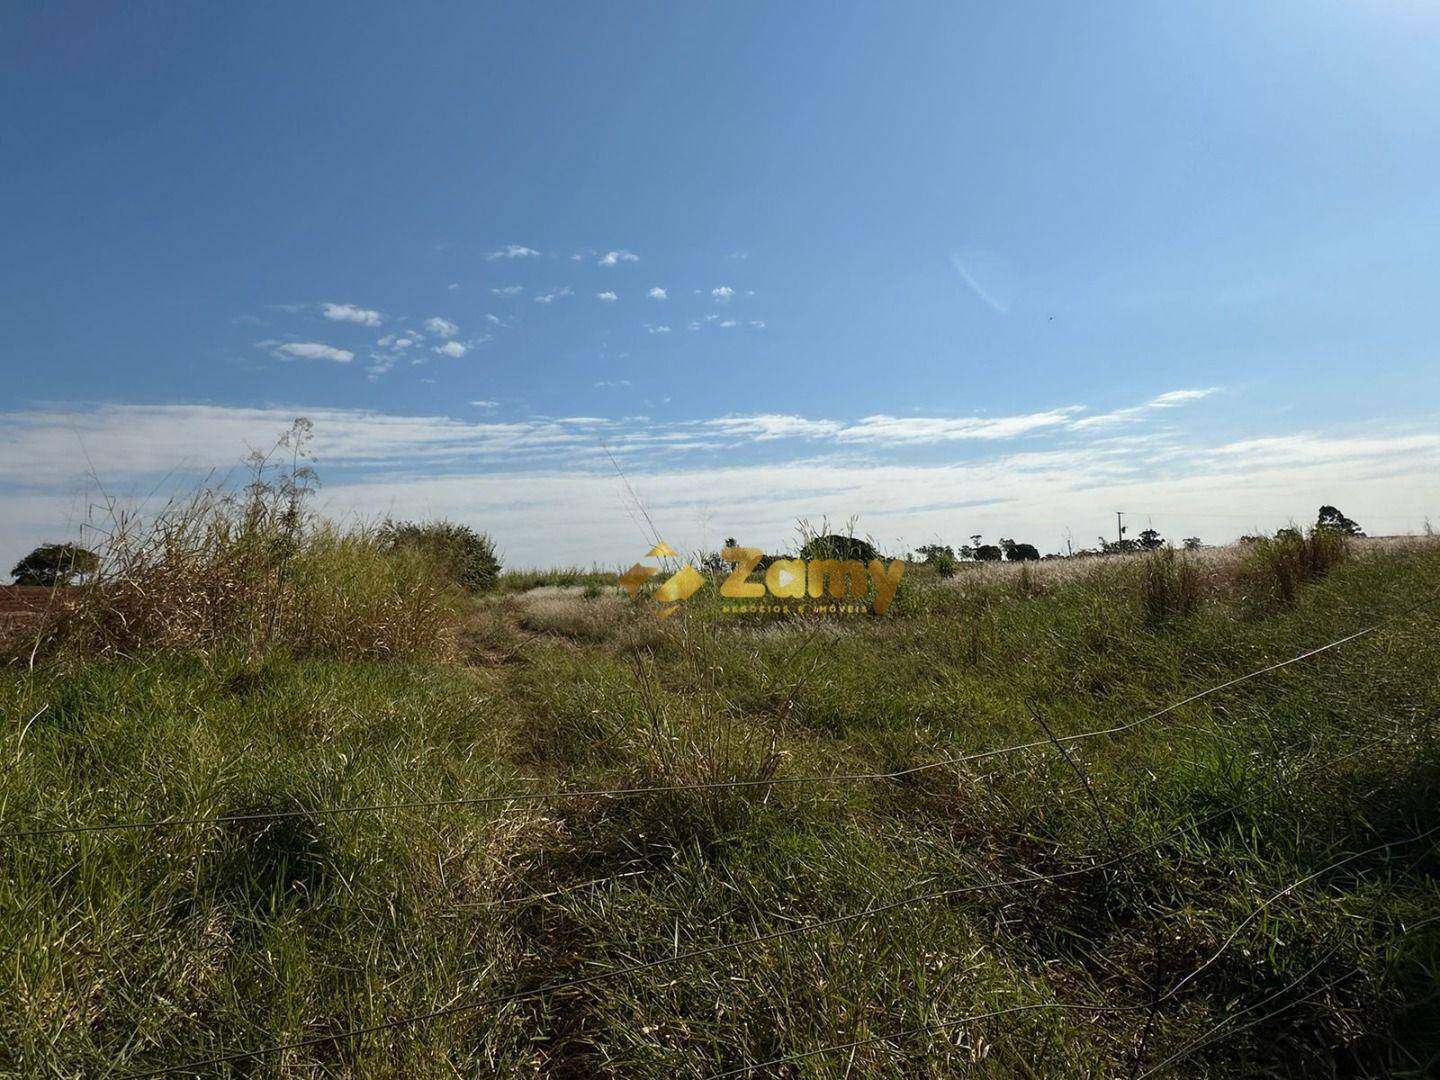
xmin=381 ymin=520 xmax=501 ymax=593
xmin=1140 ymin=546 xmax=1202 ymax=623
xmin=797 ymin=533 xmax=880 ymax=563
xmin=915 ymin=544 xmax=958 ymax=578
xmin=1240 ymin=526 xmax=1348 ymax=612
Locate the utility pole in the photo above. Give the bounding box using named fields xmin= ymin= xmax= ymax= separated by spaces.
xmin=1116 ymin=511 xmax=1126 ymax=549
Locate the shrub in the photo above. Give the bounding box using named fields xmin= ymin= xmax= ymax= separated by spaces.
xmin=1239 ymin=526 xmax=1348 ymax=612
xmin=915 ymin=544 xmax=958 ymax=578
xmin=1140 ymin=547 xmax=1202 ymax=623
xmin=381 ymin=520 xmax=501 ymax=593
xmin=797 ymin=533 xmax=880 ymax=563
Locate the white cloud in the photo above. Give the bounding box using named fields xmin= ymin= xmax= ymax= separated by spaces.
xmin=1151 ymin=388 xmax=1219 ymax=407
xmin=447 ymin=282 xmax=460 ymax=291
xmin=596 ymin=291 xmax=618 ymax=302
xmin=535 ymin=287 xmax=572 ymax=304
xmin=719 ymin=319 xmax=736 ymax=328
xmin=5 ymin=401 xmax=1439 ymax=570
xmin=750 ymin=320 xmax=766 ymax=329
xmin=272 ymin=342 xmax=354 ymax=363
xmin=491 ymin=286 xmax=524 ymax=297
xmin=1073 ymin=387 xmax=1219 ymax=430
xmin=703 ymin=414 xmax=843 ymax=441
xmin=595 ymin=379 xmax=633 ymax=388
xmin=711 ymin=285 xmax=735 ymax=302
xmin=836 ymin=410 xmax=1082 ymax=443
xmin=424 ymin=316 xmax=459 ymax=338
xmin=322 ymin=303 xmax=381 ymax=327
xmin=434 ymin=341 xmax=468 ymax=359
xmin=484 ymin=314 xmax=502 ymax=325
xmin=646 ymin=324 xmax=672 ymax=334
xmin=470 ymin=400 xmax=498 ymax=410
xmin=486 ymin=245 xmax=541 ymax=260
xmin=647 ymin=287 xmax=667 ymax=300
xmin=598 ymin=250 xmax=639 ymax=267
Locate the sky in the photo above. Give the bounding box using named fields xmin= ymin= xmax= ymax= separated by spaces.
xmin=3 ymin=2 xmax=1439 ymax=569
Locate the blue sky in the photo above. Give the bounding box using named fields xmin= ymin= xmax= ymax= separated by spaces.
xmin=4 ymin=3 xmax=1439 ymax=567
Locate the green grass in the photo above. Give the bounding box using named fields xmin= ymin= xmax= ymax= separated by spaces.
xmin=3 ymin=539 xmax=1439 ymax=1077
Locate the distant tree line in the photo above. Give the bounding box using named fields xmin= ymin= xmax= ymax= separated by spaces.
xmin=909 ymin=506 xmax=1364 ymax=577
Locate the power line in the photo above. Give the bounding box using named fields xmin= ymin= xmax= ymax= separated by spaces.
xmin=8 ymin=589 xmax=1436 ymax=842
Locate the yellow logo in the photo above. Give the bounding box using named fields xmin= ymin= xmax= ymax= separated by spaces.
xmin=618 ymin=542 xmax=705 ymax=618
xmin=619 ymin=543 xmax=905 ymax=617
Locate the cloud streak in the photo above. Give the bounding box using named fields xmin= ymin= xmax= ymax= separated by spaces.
xmin=950 ymin=254 xmax=1007 ymax=314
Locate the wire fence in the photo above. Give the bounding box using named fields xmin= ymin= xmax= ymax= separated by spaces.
xmin=7 ymin=591 xmax=1436 ymax=1076
xmin=7 ymin=588 xmax=1437 ymax=842
xmin=117 ymin=732 xmax=1419 ymax=1078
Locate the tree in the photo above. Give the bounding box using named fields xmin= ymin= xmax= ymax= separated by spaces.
xmin=1182 ymin=536 xmax=1202 ymax=550
xmin=973 ymin=544 xmax=1003 ymax=562
xmin=1137 ymin=528 xmax=1165 ymax=551
xmin=915 ymin=543 xmax=957 ymax=577
xmin=1316 ymin=505 xmax=1364 ymax=537
xmin=999 ymin=538 xmax=1040 ymax=562
xmin=381 ymin=521 xmax=501 ymax=592
xmin=10 ymin=543 xmax=98 ymax=587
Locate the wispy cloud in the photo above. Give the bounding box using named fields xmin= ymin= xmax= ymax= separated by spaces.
xmin=6 ymin=399 xmax=1438 ymax=569
xmin=598 ymin=250 xmax=639 ymax=267
xmin=490 ymin=286 xmax=524 ymax=297
xmin=485 ymin=244 xmax=541 ymax=260
xmin=265 ymin=341 xmax=354 ymax=363
xmin=434 ymin=341 xmax=468 ymax=358
xmin=837 ymin=409 xmax=1080 ymax=443
xmin=424 ymin=316 xmax=459 ymax=338
xmin=1072 ymin=387 xmax=1219 ymax=429
xmin=949 ymin=254 xmax=1007 ymax=314
xmin=535 ymin=287 xmax=573 ymax=304
xmin=596 ymin=291 xmax=618 ymax=303
xmin=647 ymin=287 xmax=667 ymax=300
xmin=322 ymin=303 xmax=381 ymax=326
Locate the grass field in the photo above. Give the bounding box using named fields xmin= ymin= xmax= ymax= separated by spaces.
xmin=3 ymin=536 xmax=1438 ymax=1077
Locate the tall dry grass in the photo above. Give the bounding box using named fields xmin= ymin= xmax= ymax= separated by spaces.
xmin=15 ymin=427 xmax=465 ymax=665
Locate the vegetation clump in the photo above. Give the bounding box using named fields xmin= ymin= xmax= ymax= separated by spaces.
xmin=381 ymin=519 xmax=502 ymax=593
xmin=12 ymin=421 xmax=467 ymax=663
